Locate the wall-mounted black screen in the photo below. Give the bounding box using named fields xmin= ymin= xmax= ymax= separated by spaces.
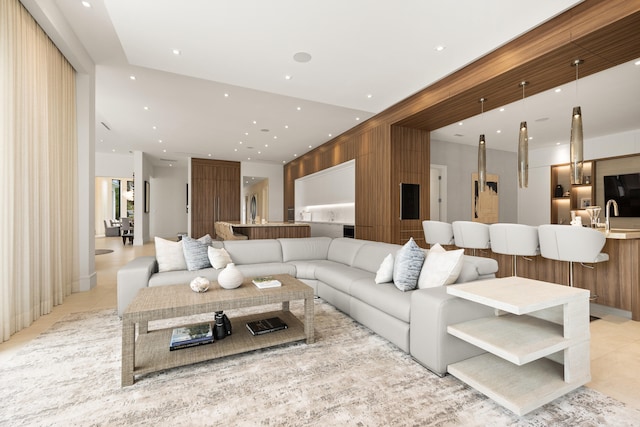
xmin=603 ymin=173 xmax=640 ymax=217
xmin=400 ymin=183 xmax=420 ymax=220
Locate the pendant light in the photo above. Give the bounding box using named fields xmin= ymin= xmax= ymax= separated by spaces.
xmin=570 ymin=59 xmax=584 ymax=185
xmin=478 ymin=98 xmax=487 ymax=192
xmin=518 ymin=81 xmax=529 ymax=188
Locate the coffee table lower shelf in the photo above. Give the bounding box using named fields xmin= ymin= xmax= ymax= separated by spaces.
xmin=448 ymin=352 xmax=590 ymax=416
xmin=132 ymin=310 xmax=305 ymax=381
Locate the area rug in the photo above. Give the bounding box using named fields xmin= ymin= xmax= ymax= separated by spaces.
xmin=95 ymin=249 xmax=114 ymax=255
xmin=1 ymin=300 xmax=639 ymax=427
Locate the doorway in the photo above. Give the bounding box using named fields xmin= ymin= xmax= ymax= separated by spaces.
xmin=429 ymin=165 xmax=447 ymax=221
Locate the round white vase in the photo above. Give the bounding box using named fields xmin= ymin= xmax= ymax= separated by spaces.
xmin=217 ymin=263 xmax=243 ymax=289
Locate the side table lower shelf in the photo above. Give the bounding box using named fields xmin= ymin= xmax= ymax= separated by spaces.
xmin=132 ymin=310 xmax=306 ymax=381
xmin=449 ymin=351 xmax=590 ymax=416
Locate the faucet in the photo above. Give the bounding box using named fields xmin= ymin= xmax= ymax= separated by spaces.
xmin=605 ymin=199 xmax=619 ymax=231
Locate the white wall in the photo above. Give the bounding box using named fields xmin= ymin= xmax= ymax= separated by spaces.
xmin=150 ymin=165 xmax=189 ymax=239
xmin=519 ymin=129 xmax=640 ymax=225
xmin=240 ymin=161 xmax=285 ymax=222
xmin=95 ymin=152 xmax=134 ymax=178
xmin=430 ymin=139 xmax=518 ymax=223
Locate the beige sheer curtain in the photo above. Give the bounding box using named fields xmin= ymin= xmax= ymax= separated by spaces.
xmin=1 ymin=0 xmax=78 ymax=342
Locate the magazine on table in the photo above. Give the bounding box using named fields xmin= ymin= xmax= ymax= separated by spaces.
xmin=246 ymin=317 xmax=288 ymax=335
xmin=252 ymin=276 xmax=282 ymax=289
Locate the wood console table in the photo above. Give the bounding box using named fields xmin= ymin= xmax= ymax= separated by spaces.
xmin=231 ymin=222 xmax=310 ymax=239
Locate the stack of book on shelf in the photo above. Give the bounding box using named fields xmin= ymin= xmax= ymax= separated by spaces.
xmin=169 ymin=323 xmax=214 ymax=351
xmin=246 ymin=317 xmax=288 ymax=336
xmin=252 ymin=276 xmax=282 ymax=289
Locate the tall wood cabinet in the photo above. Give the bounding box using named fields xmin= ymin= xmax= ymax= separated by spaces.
xmin=191 ymin=158 xmax=240 ymax=239
xmin=550 ymin=161 xmax=594 ymax=225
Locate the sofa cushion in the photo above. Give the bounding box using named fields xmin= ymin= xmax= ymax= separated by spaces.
xmin=327 ymin=238 xmax=366 ymax=266
xmin=287 ymin=260 xmax=335 ymax=280
xmin=393 ymin=238 xmax=425 ymax=291
xmin=350 ymin=278 xmax=413 ymax=323
xmin=149 ymin=267 xmax=220 ymax=287
xmin=155 ymin=237 xmax=188 ymax=273
xmin=418 ymin=244 xmax=464 ymax=288
xmin=352 ymin=242 xmax=401 ymax=274
xmin=236 ymin=263 xmax=296 ymax=278
xmin=182 ymin=236 xmax=212 ymax=271
xmin=374 ymin=254 xmax=394 ymax=284
xmin=223 ymin=239 xmax=283 ymax=265
xmin=279 ymin=237 xmax=332 ymax=262
xmin=314 ymin=263 xmax=372 ymax=295
xmin=208 ymin=247 xmax=232 ymax=269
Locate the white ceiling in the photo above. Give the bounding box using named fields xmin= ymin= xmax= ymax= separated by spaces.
xmin=49 ymin=0 xmax=639 ymax=168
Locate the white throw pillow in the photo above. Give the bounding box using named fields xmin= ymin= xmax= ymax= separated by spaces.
xmin=374 ymin=253 xmax=394 ymax=284
xmin=418 ymin=244 xmax=464 ymax=288
xmin=155 ymin=237 xmax=188 ymax=273
xmin=208 ymin=247 xmax=233 ymax=269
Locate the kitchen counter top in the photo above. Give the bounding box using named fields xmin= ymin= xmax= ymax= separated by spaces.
xmin=596 ymin=228 xmax=640 ymax=239
xmin=230 ymin=222 xmax=309 ymax=227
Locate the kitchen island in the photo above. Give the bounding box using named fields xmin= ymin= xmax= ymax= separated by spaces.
xmin=230 ymin=222 xmax=310 ymax=239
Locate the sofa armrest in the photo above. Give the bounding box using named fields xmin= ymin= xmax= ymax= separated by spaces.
xmin=117 ymin=256 xmax=158 ymax=317
xmin=409 ymin=286 xmax=494 ymax=376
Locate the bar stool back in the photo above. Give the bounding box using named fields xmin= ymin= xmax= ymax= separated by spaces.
xmin=452 ymin=221 xmax=490 ymax=256
xmin=422 ymin=220 xmax=454 ymax=247
xmin=489 ymin=223 xmax=539 ymax=276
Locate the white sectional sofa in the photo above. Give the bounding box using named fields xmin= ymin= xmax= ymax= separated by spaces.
xmin=117 ymin=237 xmax=498 ymax=376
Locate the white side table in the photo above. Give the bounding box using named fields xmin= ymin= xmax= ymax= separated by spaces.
xmin=446 ymin=276 xmax=591 ymax=416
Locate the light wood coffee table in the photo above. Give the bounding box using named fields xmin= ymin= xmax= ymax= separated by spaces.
xmin=121 ymin=274 xmax=314 ymax=386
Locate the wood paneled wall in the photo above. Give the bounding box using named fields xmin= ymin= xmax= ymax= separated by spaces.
xmin=283 ymin=1 xmax=640 ymax=245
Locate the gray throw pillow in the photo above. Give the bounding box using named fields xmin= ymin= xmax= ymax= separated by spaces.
xmin=182 ymin=236 xmax=212 ymax=271
xmin=392 ymin=237 xmax=425 ymax=291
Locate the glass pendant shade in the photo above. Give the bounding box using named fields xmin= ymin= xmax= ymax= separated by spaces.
xmin=570 ymin=106 xmax=584 ymax=185
xmin=518 ymin=121 xmax=528 ymax=188
xmin=478 ymin=134 xmax=486 ymax=192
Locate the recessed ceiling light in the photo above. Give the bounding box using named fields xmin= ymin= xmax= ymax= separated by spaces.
xmin=294 ymin=154 xmax=298 ymax=157
xmin=308 ymin=145 xmax=312 ymax=148
xmin=285 ymin=75 xmax=292 ymax=80
xmin=234 ymin=148 xmax=238 ymax=152
xmin=264 ymin=144 xmax=269 ymax=147
xmin=163 ymin=149 xmax=166 ymax=153
xmin=435 ymin=45 xmax=445 ymax=52
xmin=355 ymin=117 xmax=360 ymax=121
xmin=152 ymin=126 xmax=157 ymax=130
xmin=293 ymin=52 xmax=312 ymax=63
xmin=224 ymin=93 xmax=229 ymax=98
xmin=499 ymin=108 xmax=505 ymax=112
xmin=172 ymin=49 xmax=181 ymax=55
xmin=111 ymin=149 xmax=115 ymax=152
xmin=158 ymin=139 xmax=163 ymax=143
xmin=555 ymin=88 xmax=562 ymax=93
xmin=458 ymin=122 xmax=463 ymax=126
xmin=208 ymin=153 xmax=212 ymax=157
xmin=273 ymin=136 xmax=277 ymax=139
xmin=81 ymin=1 xmax=91 ymax=8
xmin=247 ymin=157 xmax=251 ymax=161
xmin=143 ymin=106 xmax=149 ymax=110
xmin=282 ymin=160 xmax=286 ymax=163
xmin=635 ymin=60 xmax=640 ymax=66
xmin=367 ymin=94 xmax=373 ymax=99
xmin=496 ymin=130 xmax=501 ymax=134
xmin=556 ymin=142 xmax=561 ymax=145
xmin=239 ymin=141 xmax=243 ymax=144
xmin=258 ymin=151 xmax=261 ymax=154
xmin=284 ymin=125 xmax=289 ymax=129
xmin=129 ymin=75 xmax=136 ymax=80
xmin=244 ymin=132 xmax=249 ymax=136
xmin=529 ymin=136 xmax=533 ymax=140
xmin=296 ymin=107 xmax=301 ymax=111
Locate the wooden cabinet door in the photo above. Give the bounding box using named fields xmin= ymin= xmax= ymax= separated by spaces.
xmin=191 ymin=159 xmax=240 ymax=238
